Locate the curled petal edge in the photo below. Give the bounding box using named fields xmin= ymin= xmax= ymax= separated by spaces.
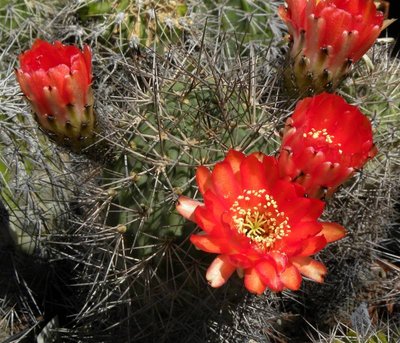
xmin=291 ymin=256 xmax=327 ymax=283
xmin=206 ymin=255 xmax=236 ymax=288
xmin=176 ymin=196 xmax=203 ymax=221
xmin=320 ymin=222 xmax=347 ymax=243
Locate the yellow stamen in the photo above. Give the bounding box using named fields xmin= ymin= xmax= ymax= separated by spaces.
xmin=304 ymin=128 xmax=342 ymax=153
xmin=230 ymin=189 xmax=291 ymax=251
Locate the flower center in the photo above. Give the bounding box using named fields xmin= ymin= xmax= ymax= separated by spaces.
xmin=230 ymin=189 xmax=291 ymax=250
xmin=303 ymin=128 xmax=343 ymax=154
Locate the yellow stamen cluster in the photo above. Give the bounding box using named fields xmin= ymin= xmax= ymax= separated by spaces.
xmin=230 ymin=189 xmax=291 ymax=250
xmin=303 ymin=128 xmax=343 ymax=154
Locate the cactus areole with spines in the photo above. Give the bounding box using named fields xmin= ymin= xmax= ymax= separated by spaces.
xmin=278 ymin=93 xmax=377 ymax=198
xmin=177 ymin=150 xmax=346 ymax=294
xmin=16 ymin=39 xmax=96 ymax=152
xmin=279 ymin=0 xmax=385 ymax=95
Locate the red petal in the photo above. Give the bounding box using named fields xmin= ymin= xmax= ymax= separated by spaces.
xmin=176 ymin=196 xmax=203 ymax=221
xmin=227 ymin=254 xmax=253 ymax=269
xmin=280 ymin=264 xmax=302 ymax=291
xmin=206 ymin=255 xmax=236 ymax=288
xmin=212 ymin=161 xmax=241 ymax=203
xmin=240 ymin=154 xmax=269 ymax=190
xmin=47 ymin=64 xmax=70 ymax=104
xmin=269 ymin=251 xmax=288 ymax=273
xmin=320 ymin=222 xmax=347 ymax=243
xmin=278 ymin=148 xmax=298 ymax=179
xmin=297 ymin=235 xmax=327 ymax=256
xmin=190 ymin=234 xmax=223 ymax=253
xmin=283 ymin=198 xmax=325 ymax=223
xmin=270 ymin=179 xmax=299 ymax=205
xmin=196 ymin=166 xmax=213 ymax=194
xmin=286 ymin=221 xmax=323 ymax=242
xmin=193 ymin=206 xmax=217 ymax=233
xmin=262 ymin=155 xmax=280 ymax=187
xmin=256 ymin=260 xmax=283 ymax=292
xmin=203 ymin=190 xmax=230 ymax=218
xmin=291 ymin=256 xmax=327 ymax=283
xmin=244 ymin=268 xmax=267 ymax=295
xmin=225 ymin=149 xmax=245 ymax=175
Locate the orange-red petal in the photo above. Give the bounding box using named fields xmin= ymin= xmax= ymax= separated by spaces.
xmin=280 ymin=264 xmax=302 ymax=291
xmin=206 ymin=255 xmax=236 ymax=288
xmin=255 ymin=260 xmax=283 ymax=292
xmin=320 ymin=222 xmax=347 ymax=243
xmin=244 ymin=267 xmax=267 ymax=295
xmin=212 ymin=161 xmax=241 ymax=203
xmin=291 ymin=256 xmax=327 ymax=283
xmin=190 ymin=234 xmax=224 ymax=253
xmin=196 ymin=166 xmax=213 ymax=194
xmin=240 ymin=154 xmax=268 ymax=190
xmin=297 ymin=235 xmax=327 ymax=256
xmin=176 ymin=196 xmax=203 ymax=221
xmin=225 ymin=149 xmax=245 ymax=176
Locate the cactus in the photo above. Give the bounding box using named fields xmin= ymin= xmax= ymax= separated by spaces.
xmin=76 ymin=0 xmax=191 ymax=52
xmin=194 ymin=0 xmax=284 ymax=58
xmin=0 ymin=0 xmax=399 ymax=342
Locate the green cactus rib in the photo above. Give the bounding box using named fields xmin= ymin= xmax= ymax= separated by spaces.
xmin=99 ymin=65 xmax=280 ymax=258
xmin=196 ymin=0 xmax=282 ymax=57
xmin=77 ymin=0 xmax=190 ymax=51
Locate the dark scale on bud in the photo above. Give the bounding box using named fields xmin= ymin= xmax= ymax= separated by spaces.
xmin=320 ymin=46 xmax=329 ymax=55
xmin=306 ymin=72 xmax=314 ymax=80
xmin=65 ymin=120 xmax=73 ymax=129
xmin=325 ymin=81 xmax=333 ymax=90
xmin=322 ymin=69 xmax=331 ymax=80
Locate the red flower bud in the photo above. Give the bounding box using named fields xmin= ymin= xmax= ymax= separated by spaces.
xmin=279 ymin=0 xmax=385 ymax=95
xmin=278 ymin=93 xmax=377 ymax=198
xmin=16 ymin=39 xmax=96 ymax=152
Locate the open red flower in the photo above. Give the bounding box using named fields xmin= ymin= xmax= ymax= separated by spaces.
xmin=279 ymin=0 xmax=386 ymax=95
xmin=278 ymin=93 xmax=377 ymax=198
xmin=177 ymin=150 xmax=346 ymax=294
xmin=16 ymin=39 xmax=96 ymax=152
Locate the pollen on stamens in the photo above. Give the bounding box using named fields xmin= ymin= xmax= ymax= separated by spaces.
xmin=230 ymin=189 xmax=291 ymax=251
xmin=304 ymin=127 xmax=343 ymax=153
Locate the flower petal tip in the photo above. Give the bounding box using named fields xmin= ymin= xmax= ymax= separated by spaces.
xmin=176 ymin=196 xmax=202 ymax=221
xmin=321 ymin=222 xmax=347 ymax=243
xmin=206 ymin=255 xmax=236 ymax=288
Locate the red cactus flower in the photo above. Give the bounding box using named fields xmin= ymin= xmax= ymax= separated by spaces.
xmin=278 ymin=93 xmax=377 ymax=198
xmin=279 ymin=0 xmax=386 ymax=95
xmin=16 ymin=39 xmax=96 ymax=152
xmin=176 ymin=150 xmax=346 ymax=294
